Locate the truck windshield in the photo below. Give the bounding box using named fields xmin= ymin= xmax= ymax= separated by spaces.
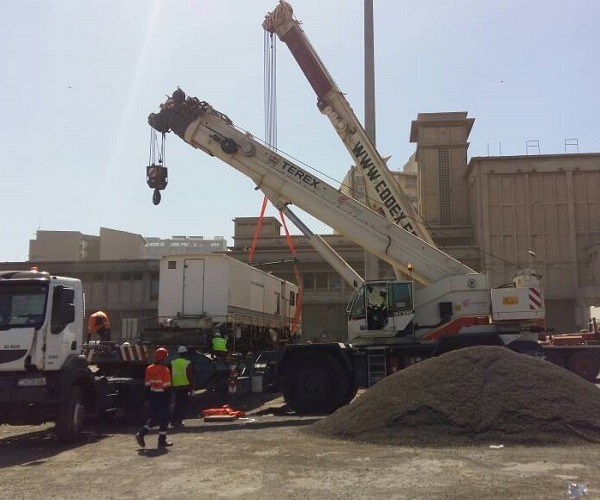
xmin=0 ymin=282 xmax=48 ymax=330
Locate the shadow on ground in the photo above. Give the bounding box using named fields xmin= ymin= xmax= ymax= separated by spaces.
xmin=0 ymin=390 xmax=322 ymax=466
xmin=0 ymin=428 xmax=110 ymax=469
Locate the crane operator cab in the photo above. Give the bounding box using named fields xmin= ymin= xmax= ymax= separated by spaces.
xmin=347 ymin=281 xmax=415 ymax=343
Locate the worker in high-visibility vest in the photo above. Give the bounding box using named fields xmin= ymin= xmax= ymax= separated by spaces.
xmin=88 ymin=311 xmax=111 ymax=341
xmin=212 ymin=331 xmax=228 ymax=358
xmin=170 ymin=346 xmax=194 ymax=428
xmin=135 ymin=347 xmax=173 ymax=448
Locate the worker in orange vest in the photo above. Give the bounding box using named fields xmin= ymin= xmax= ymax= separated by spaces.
xmin=88 ymin=311 xmax=111 ymax=341
xmin=135 ymin=347 xmax=173 ymax=448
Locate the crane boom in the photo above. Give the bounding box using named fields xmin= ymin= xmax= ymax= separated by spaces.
xmin=148 ymin=91 xmax=474 ymax=288
xmin=263 ymin=1 xmax=433 ymax=244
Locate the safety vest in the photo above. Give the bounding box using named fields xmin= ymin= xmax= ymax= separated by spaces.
xmin=145 ymin=363 xmax=172 ymax=392
xmin=212 ymin=336 xmax=227 ymax=352
xmin=171 ymin=357 xmax=191 ymax=387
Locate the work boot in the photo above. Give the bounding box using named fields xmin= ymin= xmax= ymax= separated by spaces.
xmin=158 ymin=435 xmax=173 ymax=448
xmin=135 ymin=429 xmax=147 ymax=448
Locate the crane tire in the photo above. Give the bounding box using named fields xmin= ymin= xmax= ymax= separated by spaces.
xmin=567 ymin=350 xmax=600 ymax=382
xmin=282 ymin=350 xmax=349 ymax=415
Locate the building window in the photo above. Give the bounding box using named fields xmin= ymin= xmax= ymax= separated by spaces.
xmin=438 ymin=148 xmax=451 ymax=225
xmin=329 ymin=275 xmax=342 ymax=291
xmin=316 ymin=273 xmax=328 ymax=290
xmin=168 ymin=261 xmax=176 ymax=270
xmin=289 ymin=290 xmax=296 ymax=306
xmin=303 ymin=273 xmax=315 ymax=290
xmin=150 ymin=272 xmax=159 ymax=301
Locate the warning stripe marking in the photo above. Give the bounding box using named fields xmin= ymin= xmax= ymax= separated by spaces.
xmin=118 ymin=345 xmax=150 ymax=362
xmin=529 ymin=287 xmax=542 ymax=309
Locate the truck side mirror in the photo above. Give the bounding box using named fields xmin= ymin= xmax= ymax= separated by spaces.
xmin=51 ymin=286 xmax=76 ymax=334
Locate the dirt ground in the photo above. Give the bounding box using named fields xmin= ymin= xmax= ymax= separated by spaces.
xmin=1 ymin=389 xmax=599 ymax=500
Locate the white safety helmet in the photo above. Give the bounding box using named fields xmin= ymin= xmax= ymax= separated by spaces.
xmin=177 ymin=345 xmax=188 ymax=354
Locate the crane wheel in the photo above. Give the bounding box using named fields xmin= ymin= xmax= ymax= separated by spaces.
xmin=567 ymin=350 xmax=600 ymax=382
xmin=282 ymin=350 xmax=349 ymax=415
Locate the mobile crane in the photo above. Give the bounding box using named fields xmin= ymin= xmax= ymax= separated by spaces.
xmin=147 ymin=89 xmax=546 ymax=413
xmin=263 ymin=1 xmax=433 ymax=246
xmin=261 ymin=3 xmax=600 ymax=386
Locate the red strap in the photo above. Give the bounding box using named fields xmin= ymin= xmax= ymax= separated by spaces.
xmin=279 ymin=211 xmax=303 ymax=336
xmin=248 ymin=196 xmax=269 ymax=264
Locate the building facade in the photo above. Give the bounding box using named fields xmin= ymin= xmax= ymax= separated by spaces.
xmin=29 ymin=228 xmax=145 ymax=262
xmin=467 ymin=154 xmax=600 ymax=331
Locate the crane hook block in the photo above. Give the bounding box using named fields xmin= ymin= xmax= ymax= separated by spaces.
xmin=146 ymin=164 xmax=168 ymax=190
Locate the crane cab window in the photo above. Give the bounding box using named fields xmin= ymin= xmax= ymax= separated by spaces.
xmin=366 ymin=283 xmax=388 ymax=330
xmin=348 ymin=287 xmax=366 ymax=319
xmin=389 ymin=282 xmax=413 ymax=313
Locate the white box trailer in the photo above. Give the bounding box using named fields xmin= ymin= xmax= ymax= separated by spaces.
xmin=157 ymin=254 xmax=299 ymax=341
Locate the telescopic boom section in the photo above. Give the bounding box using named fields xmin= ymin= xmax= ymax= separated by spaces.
xmin=263 ymin=1 xmax=433 ymax=245
xmin=148 ymin=91 xmax=474 ymax=286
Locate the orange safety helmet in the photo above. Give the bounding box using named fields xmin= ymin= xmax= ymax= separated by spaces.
xmin=154 ymin=347 xmax=169 ymax=362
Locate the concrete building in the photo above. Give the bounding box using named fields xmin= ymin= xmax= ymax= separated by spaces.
xmin=466 ymin=153 xmax=600 ymax=331
xmin=29 ymin=228 xmax=145 ymax=262
xmin=144 ymin=235 xmax=228 ymax=259
xmin=29 ymin=231 xmax=100 ymax=261
xmin=409 ymin=112 xmax=480 ymax=269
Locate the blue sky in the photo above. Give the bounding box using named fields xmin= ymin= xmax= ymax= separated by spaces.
xmin=1 ymin=0 xmax=599 ymax=262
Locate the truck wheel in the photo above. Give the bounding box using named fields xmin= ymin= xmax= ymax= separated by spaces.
xmin=55 ymin=387 xmax=84 ymax=443
xmin=282 ymin=350 xmax=349 ymax=415
xmin=543 ymin=351 xmax=565 ymax=368
xmin=567 ymin=351 xmax=600 ymax=382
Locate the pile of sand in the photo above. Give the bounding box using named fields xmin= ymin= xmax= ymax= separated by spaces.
xmin=308 ymin=346 xmax=600 ymax=446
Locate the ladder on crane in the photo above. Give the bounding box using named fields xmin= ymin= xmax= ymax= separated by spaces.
xmin=366 ymin=346 xmax=387 ymax=386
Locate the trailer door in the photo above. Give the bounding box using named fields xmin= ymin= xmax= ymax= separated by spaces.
xmin=182 ymin=258 xmax=205 ymax=315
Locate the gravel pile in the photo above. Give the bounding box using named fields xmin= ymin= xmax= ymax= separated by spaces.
xmin=308 ymin=346 xmax=600 ymax=446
